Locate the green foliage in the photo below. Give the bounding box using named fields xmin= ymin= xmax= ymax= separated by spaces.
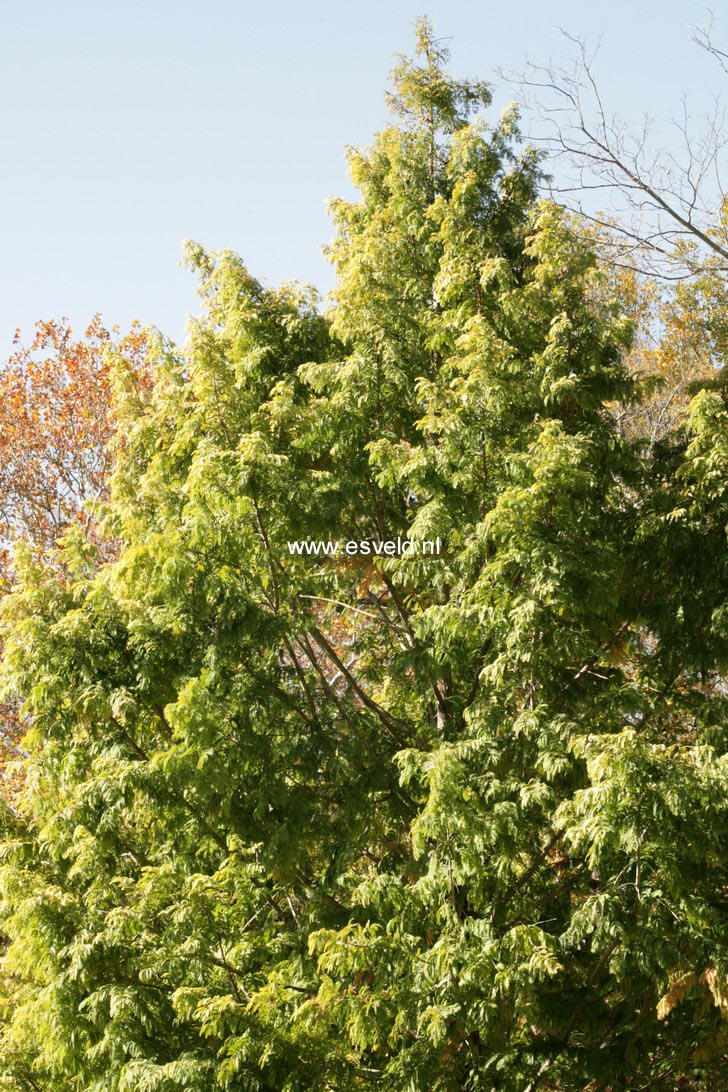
xmin=0 ymin=19 xmax=726 ymax=1091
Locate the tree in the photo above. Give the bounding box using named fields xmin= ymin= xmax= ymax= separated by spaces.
xmin=0 ymin=20 xmax=726 ymax=1091
xmin=514 ymin=23 xmax=728 ymax=281
xmin=0 ymin=316 xmax=149 ymax=573
xmin=591 ymin=263 xmax=726 ymax=444
xmin=0 ymin=317 xmax=150 ymax=793
xmin=511 ymin=24 xmax=728 ymax=446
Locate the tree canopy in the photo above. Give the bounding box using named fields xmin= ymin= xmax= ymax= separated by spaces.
xmin=0 ymin=19 xmax=726 ymax=1092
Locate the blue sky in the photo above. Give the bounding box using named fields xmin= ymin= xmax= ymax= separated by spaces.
xmin=0 ymin=0 xmax=720 ymax=356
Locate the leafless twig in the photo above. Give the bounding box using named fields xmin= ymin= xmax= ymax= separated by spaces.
xmin=504 ymin=24 xmax=728 ymax=279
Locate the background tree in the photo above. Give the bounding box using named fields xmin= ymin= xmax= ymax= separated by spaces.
xmin=514 ymin=20 xmax=728 ymax=280
xmin=589 ymin=263 xmax=725 ymax=443
xmin=0 ymin=317 xmax=150 ymax=570
xmin=0 ymin=317 xmax=150 ymax=792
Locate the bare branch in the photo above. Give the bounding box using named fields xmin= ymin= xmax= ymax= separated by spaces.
xmin=505 ymin=26 xmax=728 ymax=280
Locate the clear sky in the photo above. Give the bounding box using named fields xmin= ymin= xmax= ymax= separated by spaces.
xmin=0 ymin=0 xmax=720 ymax=357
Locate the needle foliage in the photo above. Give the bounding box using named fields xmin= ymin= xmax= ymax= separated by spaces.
xmin=1 ymin=20 xmax=726 ymax=1091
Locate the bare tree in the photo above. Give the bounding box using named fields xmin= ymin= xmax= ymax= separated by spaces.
xmin=508 ymin=17 xmax=728 ymax=280
xmin=693 ymin=10 xmax=728 ymax=75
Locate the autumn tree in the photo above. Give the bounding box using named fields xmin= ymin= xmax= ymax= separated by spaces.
xmin=0 ymin=21 xmax=725 ymax=1092
xmin=0 ymin=317 xmax=150 ymax=790
xmin=0 ymin=316 xmax=149 ymax=577
xmin=588 ymin=262 xmax=726 ymax=443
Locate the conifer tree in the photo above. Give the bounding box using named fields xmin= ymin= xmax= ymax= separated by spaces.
xmin=0 ymin=20 xmax=726 ymax=1091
